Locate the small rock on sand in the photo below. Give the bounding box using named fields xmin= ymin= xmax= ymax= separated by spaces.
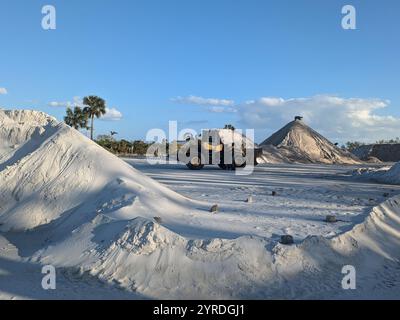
xmin=280 ymin=235 xmax=294 ymax=245
xmin=210 ymin=204 xmax=219 ymax=213
xmin=325 ymin=215 xmax=337 ymax=223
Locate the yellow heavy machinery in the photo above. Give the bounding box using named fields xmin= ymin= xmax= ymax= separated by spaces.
xmin=177 ymin=129 xmax=262 ymax=170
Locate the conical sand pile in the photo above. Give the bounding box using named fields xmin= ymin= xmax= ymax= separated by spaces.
xmin=259 ymin=119 xmax=361 ymax=164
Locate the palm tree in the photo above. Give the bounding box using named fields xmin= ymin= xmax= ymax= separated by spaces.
xmin=64 ymin=107 xmax=88 ymax=130
xmin=82 ymin=96 xmax=106 ymax=140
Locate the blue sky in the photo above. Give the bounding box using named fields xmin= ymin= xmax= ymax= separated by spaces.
xmin=0 ymin=0 xmax=399 ymax=143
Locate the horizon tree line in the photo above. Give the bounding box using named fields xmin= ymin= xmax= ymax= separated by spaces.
xmin=344 ymin=138 xmax=400 ymax=152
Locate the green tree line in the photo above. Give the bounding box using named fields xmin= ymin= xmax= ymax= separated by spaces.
xmin=96 ymin=135 xmax=153 ymax=155
xmin=344 ymin=138 xmax=400 ymax=152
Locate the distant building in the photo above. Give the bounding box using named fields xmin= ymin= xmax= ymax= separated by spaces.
xmin=294 ymin=116 xmax=303 ymax=121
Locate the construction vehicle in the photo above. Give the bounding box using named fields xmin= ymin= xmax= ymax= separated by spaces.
xmin=176 ymin=129 xmax=263 ymax=170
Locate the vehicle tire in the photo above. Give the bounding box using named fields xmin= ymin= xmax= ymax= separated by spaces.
xmin=234 ymin=155 xmax=247 ymax=168
xmin=186 ymin=156 xmax=204 ymax=170
xmin=219 ymin=164 xmax=236 ymax=170
xmin=186 ymin=163 xmax=205 ymax=170
xmin=235 ymin=163 xmax=246 ymax=168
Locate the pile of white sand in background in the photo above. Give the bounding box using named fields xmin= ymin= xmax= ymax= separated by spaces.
xmin=351 ymin=162 xmax=400 ymax=185
xmin=259 ymin=119 xmax=361 ymax=165
xmin=1 ymin=109 xmax=400 ymax=299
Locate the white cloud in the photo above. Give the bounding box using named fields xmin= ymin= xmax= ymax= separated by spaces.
xmin=172 ymin=95 xmax=235 ymax=107
xmin=237 ymin=95 xmax=398 ymax=142
xmin=0 ymin=88 xmax=7 ymax=95
xmin=48 ymin=96 xmax=83 ymax=108
xmin=208 ymin=106 xmax=237 ymax=113
xmin=49 ymin=97 xmax=122 ymax=121
xmin=101 ymin=107 xmax=123 ymax=121
xmin=48 ymin=101 xmax=71 ymax=107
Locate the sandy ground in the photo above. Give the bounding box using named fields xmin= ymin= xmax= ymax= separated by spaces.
xmin=1 ymin=158 xmax=399 ymax=299
xmin=0 ymin=236 xmax=142 ymax=300
xmin=126 ymin=159 xmax=400 ymax=242
xmin=2 ymin=111 xmax=400 ymax=299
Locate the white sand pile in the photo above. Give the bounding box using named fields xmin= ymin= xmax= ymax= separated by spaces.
xmin=1 ymin=109 xmax=399 ymax=299
xmin=0 ymin=109 xmax=197 ymax=232
xmin=351 ymin=162 xmax=400 ymax=185
xmin=259 ymin=119 xmax=361 ymax=164
xmin=33 ymin=194 xmax=400 ymax=299
xmin=382 ymin=162 xmax=400 ymax=184
xmin=0 ymin=110 xmax=59 ymax=165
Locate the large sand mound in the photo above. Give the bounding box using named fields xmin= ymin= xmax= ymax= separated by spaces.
xmin=33 ymin=192 xmax=400 ymax=299
xmin=259 ymin=119 xmax=361 ymax=164
xmin=1 ymin=109 xmax=399 ymax=299
xmin=0 ymin=109 xmax=195 ymax=232
xmin=351 ymin=161 xmax=400 ymax=185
